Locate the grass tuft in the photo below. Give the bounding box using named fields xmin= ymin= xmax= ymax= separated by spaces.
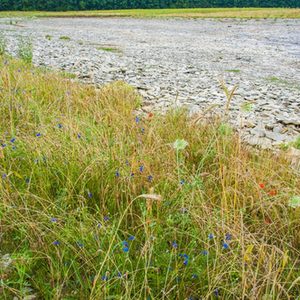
xmin=0 ymin=57 xmax=299 ymax=299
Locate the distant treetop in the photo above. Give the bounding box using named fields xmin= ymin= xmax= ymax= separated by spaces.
xmin=0 ymin=0 xmax=299 ymax=11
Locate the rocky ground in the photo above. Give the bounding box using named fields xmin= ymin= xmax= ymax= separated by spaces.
xmin=1 ymin=17 xmax=299 ymax=148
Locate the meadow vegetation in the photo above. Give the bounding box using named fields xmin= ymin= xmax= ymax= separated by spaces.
xmin=0 ymin=8 xmax=300 ymax=19
xmin=0 ymin=52 xmax=300 ymax=299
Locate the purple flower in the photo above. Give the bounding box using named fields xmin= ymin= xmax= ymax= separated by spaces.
xmin=2 ymin=174 xmax=7 ymax=180
xmin=208 ymin=233 xmax=214 ymax=240
xmin=214 ymin=288 xmax=219 ymax=297
xmin=172 ymin=241 xmax=178 ymax=249
xmin=77 ymin=133 xmax=81 ymax=139
xmin=97 ymin=223 xmax=102 ymax=228
xmin=87 ymin=191 xmax=92 ymax=198
xmin=147 ymin=175 xmax=153 ymax=182
xmin=115 ymin=170 xmax=120 ymax=177
xmin=101 ymin=275 xmax=108 ymax=281
xmin=36 ymin=133 xmax=41 ymax=137
xmin=135 ymin=116 xmax=140 ymax=124
xmin=1 ymin=144 xmax=7 ymax=148
xmin=50 ymin=217 xmax=58 ymax=223
xmin=201 ymin=250 xmax=208 ymax=256
xmin=225 ymin=233 xmax=232 ymax=241
xmin=10 ymin=138 xmax=16 ymax=143
xmin=52 ymin=240 xmax=60 ymax=246
xmin=139 ymin=165 xmax=144 ymax=173
xmin=104 ymin=216 xmax=110 ymax=222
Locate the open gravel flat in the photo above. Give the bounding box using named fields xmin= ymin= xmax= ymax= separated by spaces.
xmin=1 ymin=17 xmax=300 ymax=148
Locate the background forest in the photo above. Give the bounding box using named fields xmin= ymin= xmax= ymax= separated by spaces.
xmin=1 ymin=0 xmax=299 ymax=11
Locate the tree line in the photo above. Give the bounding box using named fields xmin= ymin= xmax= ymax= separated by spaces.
xmin=0 ymin=0 xmax=299 ymax=11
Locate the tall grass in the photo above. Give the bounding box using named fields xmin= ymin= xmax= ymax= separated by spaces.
xmin=0 ymin=32 xmax=6 ymax=56
xmin=0 ymin=57 xmax=300 ymax=299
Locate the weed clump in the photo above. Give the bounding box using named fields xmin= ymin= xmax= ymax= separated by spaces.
xmin=17 ymin=36 xmax=33 ymax=64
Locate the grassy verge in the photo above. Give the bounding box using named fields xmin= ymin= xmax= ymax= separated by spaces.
xmin=0 ymin=8 xmax=300 ymax=19
xmin=0 ymin=56 xmax=300 ymax=299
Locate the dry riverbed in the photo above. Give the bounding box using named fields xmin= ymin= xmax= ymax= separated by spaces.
xmin=1 ymin=17 xmax=299 ymax=148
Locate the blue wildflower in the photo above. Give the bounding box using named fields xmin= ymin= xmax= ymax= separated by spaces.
xmin=222 ymin=242 xmax=229 ymax=250
xmin=225 ymin=233 xmax=232 ymax=241
xmin=97 ymin=223 xmax=102 ymax=228
xmin=57 ymin=124 xmax=63 ymax=129
xmin=76 ymin=241 xmax=84 ymax=248
xmin=1 ymin=143 xmax=7 ymax=148
xmin=104 ymin=216 xmax=110 ymax=222
xmin=2 ymin=174 xmax=7 ymax=180
xmin=180 ymin=179 xmax=185 ymax=185
xmin=52 ymin=240 xmax=60 ymax=246
xmin=50 ymin=217 xmax=58 ymax=223
xmin=128 ymin=235 xmax=135 ymax=241
xmin=192 ymin=274 xmax=198 ymax=279
xmin=25 ymin=178 xmax=30 ymax=184
xmin=208 ymin=233 xmax=214 ymax=240
xmin=147 ymin=175 xmax=153 ymax=182
xmin=36 ymin=133 xmax=41 ymax=137
xmin=172 ymin=241 xmax=178 ymax=249
xmin=130 ymin=172 xmax=134 ymax=177
xmin=201 ymin=250 xmax=208 ymax=256
xmin=123 ymin=247 xmax=129 ymax=253
xmin=139 ymin=165 xmax=144 ymax=173
xmin=77 ymin=133 xmax=81 ymax=139
xmin=87 ymin=191 xmax=92 ymax=198
xmin=115 ymin=170 xmax=120 ymax=177
xmin=141 ymin=128 xmax=145 ymax=134
xmin=214 ymin=288 xmax=219 ymax=297
xmin=101 ymin=275 xmax=108 ymax=281
xmin=117 ymin=272 xmax=122 ymax=278
xmin=135 ymin=116 xmax=140 ymax=124
xmin=183 ymin=259 xmax=189 ymax=266
xmin=122 ymin=241 xmax=129 ymax=247
xmin=10 ymin=138 xmax=16 ymax=143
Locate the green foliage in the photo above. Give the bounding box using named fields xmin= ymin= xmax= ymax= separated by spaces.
xmin=0 ymin=0 xmax=299 ymax=10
